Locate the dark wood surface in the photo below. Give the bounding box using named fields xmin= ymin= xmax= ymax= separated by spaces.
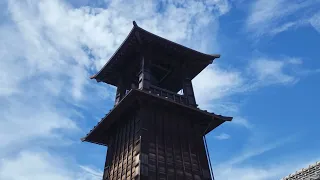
xmin=90 ymin=22 xmax=220 ymax=92
xmin=103 ymin=102 xmax=214 ymax=180
xmin=83 ymin=21 xmax=230 ymax=180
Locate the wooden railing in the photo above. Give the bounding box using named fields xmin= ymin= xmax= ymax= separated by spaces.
xmin=149 ymin=85 xmax=188 ymax=106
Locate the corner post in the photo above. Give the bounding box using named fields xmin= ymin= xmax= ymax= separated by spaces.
xmin=182 ymin=64 xmax=197 ymax=107
xmin=115 ymin=75 xmax=126 ymax=106
xmin=139 ymin=55 xmax=151 ymax=91
xmin=135 ymin=30 xmax=151 ymax=91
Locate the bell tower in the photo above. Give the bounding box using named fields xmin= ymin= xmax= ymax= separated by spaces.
xmin=82 ymin=21 xmax=232 ymax=180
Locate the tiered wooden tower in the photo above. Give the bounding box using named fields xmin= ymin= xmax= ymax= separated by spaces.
xmin=82 ymin=21 xmax=232 ymax=180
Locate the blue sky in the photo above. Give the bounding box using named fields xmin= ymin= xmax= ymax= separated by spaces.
xmin=0 ymin=0 xmax=319 ymax=179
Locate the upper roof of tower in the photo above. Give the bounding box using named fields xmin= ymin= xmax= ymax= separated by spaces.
xmin=90 ymin=21 xmax=220 ymax=92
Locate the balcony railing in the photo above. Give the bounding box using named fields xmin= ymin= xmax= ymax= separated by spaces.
xmin=149 ymin=85 xmax=188 ymax=106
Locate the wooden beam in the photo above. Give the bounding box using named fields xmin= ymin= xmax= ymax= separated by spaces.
xmin=151 ymin=64 xmax=170 ymax=72
xmin=158 ymin=69 xmax=174 ymax=84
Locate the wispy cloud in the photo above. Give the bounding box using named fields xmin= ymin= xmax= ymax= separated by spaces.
xmin=211 ymin=135 xmax=313 ymax=180
xmin=0 ymin=0 xmax=231 ymax=179
xmin=0 ymin=150 xmax=102 ymax=180
xmin=214 ymin=133 xmax=231 ymax=140
xmin=1 ymin=0 xmax=318 ymax=180
xmin=193 ymin=64 xmax=244 ymax=110
xmin=310 ymin=12 xmax=320 ymax=33
xmin=246 ymin=0 xmax=320 ymax=37
xmin=248 ymin=58 xmax=299 ymax=86
xmin=223 ymin=136 xmax=295 ymax=166
xmin=214 ymin=158 xmax=320 ymax=180
xmin=232 ymin=117 xmax=253 ymax=129
xmin=0 ymin=151 xmax=73 ymax=180
xmin=193 ymin=56 xmax=308 ymax=116
xmin=79 ymin=165 xmax=103 ymax=179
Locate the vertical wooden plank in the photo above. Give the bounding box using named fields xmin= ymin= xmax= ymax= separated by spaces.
xmin=171 ymin=112 xmax=177 ymax=180
xmin=193 ymin=124 xmax=205 ymax=179
xmin=114 ymin=124 xmax=121 ymax=180
xmin=126 ymin=116 xmax=131 ymax=180
xmin=133 ymin=109 xmax=142 ymax=179
xmin=140 ymin=106 xmax=150 ymax=179
xmin=104 ymin=134 xmax=114 ymax=179
xmin=186 ymin=120 xmax=194 ymax=180
xmin=121 ymin=121 xmax=125 ymax=180
xmin=118 ymin=123 xmax=123 ymax=180
xmin=130 ymin=112 xmax=136 ymax=180
xmin=163 ymin=109 xmax=168 ymax=180
xmin=155 ymin=108 xmax=159 ymax=180
xmin=178 ymin=116 xmax=186 ymax=179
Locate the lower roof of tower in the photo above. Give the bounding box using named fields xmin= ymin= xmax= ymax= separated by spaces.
xmin=90 ymin=21 xmax=220 ymax=92
xmin=81 ymin=89 xmax=232 ymax=146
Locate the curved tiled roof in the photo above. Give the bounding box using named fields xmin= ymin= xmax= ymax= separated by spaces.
xmin=90 ymin=21 xmax=220 ymax=92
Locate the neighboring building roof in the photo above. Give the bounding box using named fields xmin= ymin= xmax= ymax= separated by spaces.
xmin=90 ymin=21 xmax=220 ymax=92
xmin=282 ymin=161 xmax=320 ymax=180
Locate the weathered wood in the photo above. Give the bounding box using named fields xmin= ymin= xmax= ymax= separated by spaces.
xmin=83 ymin=21 xmax=233 ymax=180
xmin=90 ymin=23 xmax=219 ymax=92
xmin=138 ymin=53 xmax=151 ymax=91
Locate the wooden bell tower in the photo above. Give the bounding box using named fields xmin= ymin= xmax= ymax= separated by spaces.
xmin=82 ymin=21 xmax=232 ymax=180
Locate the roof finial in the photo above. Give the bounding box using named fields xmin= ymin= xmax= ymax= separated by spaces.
xmin=133 ymin=21 xmax=138 ymax=27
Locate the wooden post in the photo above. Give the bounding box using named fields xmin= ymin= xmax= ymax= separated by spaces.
xmin=182 ymin=64 xmax=197 ymax=107
xmin=115 ymin=76 xmax=126 ymax=106
xmin=138 ymin=53 xmax=151 ymax=91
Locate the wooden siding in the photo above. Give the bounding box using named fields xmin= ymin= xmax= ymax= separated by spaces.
xmin=103 ymin=103 xmax=212 ymax=180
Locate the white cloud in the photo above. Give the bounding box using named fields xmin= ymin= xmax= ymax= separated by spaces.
xmin=0 ymin=0 xmax=229 ymax=137
xmin=79 ymin=165 xmax=103 ymax=179
xmin=246 ymin=0 xmax=319 ymax=37
xmin=223 ymin=136 xmax=294 ymax=166
xmin=192 ymin=56 xmax=304 ymax=114
xmin=0 ymin=150 xmax=102 ymax=180
xmin=310 ymin=12 xmax=320 ymax=33
xmin=231 ymin=117 xmax=253 ymax=129
xmin=248 ymin=58 xmax=297 ymax=85
xmin=213 ymin=154 xmax=320 ymax=180
xmin=2 ymin=0 xmax=231 ymax=99
xmin=0 ymin=97 xmax=78 ymax=151
xmin=287 ymin=58 xmax=303 ymax=65
xmin=0 ymin=151 xmax=72 ymax=180
xmin=211 ymin=135 xmax=319 ymax=180
xmin=246 ymin=57 xmax=320 ymax=90
xmin=214 ymin=161 xmax=315 ymax=180
xmin=269 ymin=21 xmax=299 ymax=35
xmin=193 ymin=64 xmax=244 ymax=110
xmin=214 ymin=133 xmax=231 ymax=140
xmin=0 ymin=0 xmax=232 ymax=179
xmin=1 ymin=0 xmax=317 ymax=179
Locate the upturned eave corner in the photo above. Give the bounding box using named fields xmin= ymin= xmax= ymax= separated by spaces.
xmin=89 ymin=75 xmax=96 ymax=79
xmin=211 ymin=54 xmax=221 ymax=58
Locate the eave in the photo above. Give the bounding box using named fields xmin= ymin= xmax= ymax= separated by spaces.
xmin=81 ymin=89 xmax=232 ymax=146
xmin=90 ymin=21 xmax=221 ymax=88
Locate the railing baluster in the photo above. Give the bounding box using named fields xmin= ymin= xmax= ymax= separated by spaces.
xmin=149 ymin=85 xmax=190 ymax=106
